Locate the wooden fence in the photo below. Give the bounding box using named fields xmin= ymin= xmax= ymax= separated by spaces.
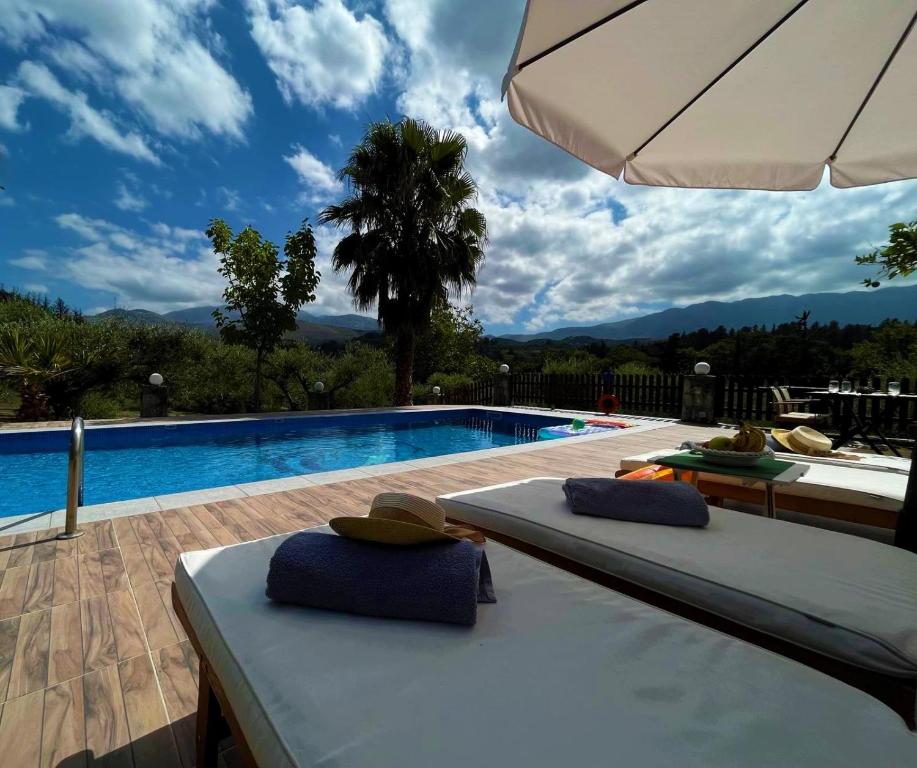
xmin=509 ymin=373 xmax=682 ymax=417
xmin=440 ymin=373 xmax=917 ymax=436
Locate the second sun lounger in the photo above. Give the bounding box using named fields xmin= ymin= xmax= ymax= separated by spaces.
xmin=437 ymin=477 xmax=917 ymax=728
xmin=173 ymin=528 xmax=917 ymax=767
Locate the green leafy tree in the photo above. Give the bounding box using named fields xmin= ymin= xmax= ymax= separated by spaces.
xmin=857 ymin=221 xmax=917 ymax=287
xmin=320 ymin=118 xmax=487 ymax=405
xmin=207 ymin=218 xmax=320 ymax=410
xmin=414 ymin=303 xmax=495 ymax=383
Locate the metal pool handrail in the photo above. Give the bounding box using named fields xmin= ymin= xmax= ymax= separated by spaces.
xmin=58 ymin=416 xmax=85 ymax=540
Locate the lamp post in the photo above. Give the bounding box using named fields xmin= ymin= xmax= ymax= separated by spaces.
xmin=141 ymin=373 xmax=168 ymax=417
xmin=495 ymin=364 xmax=511 ymax=406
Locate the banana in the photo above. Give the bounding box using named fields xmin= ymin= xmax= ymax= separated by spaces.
xmin=733 ymin=424 xmax=766 ymax=453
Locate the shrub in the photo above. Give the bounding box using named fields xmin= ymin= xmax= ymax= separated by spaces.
xmin=77 ymin=391 xmax=121 ymax=419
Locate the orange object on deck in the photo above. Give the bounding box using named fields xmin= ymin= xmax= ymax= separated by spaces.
xmin=618 ymin=464 xmax=696 ymax=484
xmin=586 ymin=418 xmax=633 ymax=429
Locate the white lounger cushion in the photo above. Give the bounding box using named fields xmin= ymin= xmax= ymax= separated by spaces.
xmin=620 ymin=449 xmax=907 ymax=511
xmin=438 ymin=478 xmax=917 ymax=679
xmin=176 ymin=530 xmax=917 ymax=768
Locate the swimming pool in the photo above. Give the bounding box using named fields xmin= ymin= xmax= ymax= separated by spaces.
xmin=0 ymin=409 xmax=580 ymax=518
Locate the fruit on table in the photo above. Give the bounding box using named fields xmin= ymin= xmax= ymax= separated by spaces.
xmin=732 ymin=424 xmax=767 ymax=452
xmin=707 ymin=436 xmax=735 ymax=450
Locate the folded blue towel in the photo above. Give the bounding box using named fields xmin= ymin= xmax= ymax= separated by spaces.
xmin=562 ymin=478 xmax=710 ymax=527
xmin=266 ymin=532 xmax=496 ymax=626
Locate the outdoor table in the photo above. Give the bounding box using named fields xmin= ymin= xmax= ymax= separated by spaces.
xmin=810 ymin=391 xmax=917 ymax=457
xmin=653 ymin=453 xmax=809 ymax=519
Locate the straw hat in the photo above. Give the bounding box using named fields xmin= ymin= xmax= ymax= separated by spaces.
xmin=771 ymin=426 xmax=832 ymax=456
xmin=330 ymin=493 xmax=482 ymax=546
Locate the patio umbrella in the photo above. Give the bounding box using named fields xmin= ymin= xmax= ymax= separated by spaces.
xmin=503 ymin=0 xmax=917 ymax=190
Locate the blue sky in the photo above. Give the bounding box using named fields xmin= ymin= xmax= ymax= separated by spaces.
xmin=1 ymin=0 xmax=915 ymax=335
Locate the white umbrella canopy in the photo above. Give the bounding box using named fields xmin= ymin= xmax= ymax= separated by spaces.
xmin=503 ymin=0 xmax=917 ymax=190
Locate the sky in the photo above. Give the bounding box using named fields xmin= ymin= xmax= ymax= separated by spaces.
xmin=0 ymin=0 xmax=915 ymax=335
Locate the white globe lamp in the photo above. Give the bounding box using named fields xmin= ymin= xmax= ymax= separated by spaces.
xmin=432 ymin=386 xmax=441 ymax=396
xmin=313 ymin=381 xmax=325 ymax=393
xmin=149 ymin=372 xmax=164 ymax=386
xmin=499 ymin=364 xmax=510 ymax=374
xmin=694 ymin=362 xmax=711 ymax=376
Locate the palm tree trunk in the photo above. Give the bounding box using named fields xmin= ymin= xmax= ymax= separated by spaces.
xmin=393 ymin=329 xmax=415 ymax=406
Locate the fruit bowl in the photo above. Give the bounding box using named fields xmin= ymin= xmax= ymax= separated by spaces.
xmin=691 ymin=447 xmax=770 ymax=466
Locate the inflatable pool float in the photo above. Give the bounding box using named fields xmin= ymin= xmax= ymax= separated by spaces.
xmin=538 ymin=424 xmax=616 ymax=440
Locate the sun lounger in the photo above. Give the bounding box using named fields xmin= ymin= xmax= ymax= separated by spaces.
xmin=437 ymin=478 xmax=917 ymax=728
xmin=620 ymin=448 xmax=908 ymax=529
xmin=173 ymin=529 xmax=917 ymax=767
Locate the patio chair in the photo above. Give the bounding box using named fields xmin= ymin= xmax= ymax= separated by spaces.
xmin=770 ymin=386 xmax=827 ymax=427
xmin=438 ymin=478 xmax=917 ymax=729
xmin=173 ymin=529 xmax=917 ymax=768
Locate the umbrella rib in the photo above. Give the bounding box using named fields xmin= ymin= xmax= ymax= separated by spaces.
xmin=516 ymin=0 xmax=652 ymax=71
xmin=629 ymin=0 xmax=811 ymax=161
xmin=829 ymin=9 xmax=917 ymax=162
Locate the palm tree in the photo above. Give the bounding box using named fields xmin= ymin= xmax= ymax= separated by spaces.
xmin=0 ymin=326 xmax=72 ymax=419
xmin=320 ymin=118 xmax=487 ymax=405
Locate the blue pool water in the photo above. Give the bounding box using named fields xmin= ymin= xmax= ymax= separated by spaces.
xmin=0 ymin=409 xmax=571 ymax=518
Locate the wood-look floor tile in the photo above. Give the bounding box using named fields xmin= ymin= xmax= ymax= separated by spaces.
xmin=151 ymin=643 xmax=197 ymax=722
xmin=120 ymin=545 xmax=154 ymax=589
xmin=0 ymin=616 xmax=20 ymax=702
xmin=174 ymin=532 xmax=201 ymax=554
xmin=81 ymin=596 xmax=118 ymax=672
xmin=132 ymin=584 xmax=178 ymax=651
xmin=78 ymin=553 xmax=107 ymax=600
xmin=99 ymin=549 xmax=129 ymax=593
xmin=154 ymin=581 xmax=186 ymax=642
xmin=77 ymin=523 xmax=102 ymax=554
xmin=23 ymin=560 xmax=55 ymax=613
xmin=209 ymin=526 xmax=240 ymax=546
xmin=83 ymin=663 xmax=132 ymax=768
xmin=130 ymin=516 xmax=158 ymax=549
xmin=0 ymin=688 xmax=44 ymax=768
xmin=6 ymin=532 xmax=38 ymax=569
xmin=189 ymin=525 xmax=220 ymax=550
xmin=144 ymin=513 xmax=169 ymax=540
xmin=96 ymin=521 xmax=117 ymax=551
xmin=111 ymin=518 xmax=139 ymax=547
xmin=41 ymin=677 xmax=87 ymax=768
xmin=48 ymin=601 xmax=83 ymax=686
xmin=119 ymin=655 xmax=182 ymax=768
xmin=53 ymin=555 xmax=81 ymax=606
xmin=31 ymin=534 xmax=60 ymax=564
xmin=160 ymin=510 xmax=190 ymax=538
xmin=7 ymin=608 xmax=50 ymax=698
xmin=140 ymin=542 xmax=173 ymax=582
xmin=106 ymin=591 xmax=146 ymax=662
xmin=156 ymin=537 xmax=183 ymax=573
xmin=190 ymin=504 xmax=223 ymax=530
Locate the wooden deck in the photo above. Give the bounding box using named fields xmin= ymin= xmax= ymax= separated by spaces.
xmin=0 ymin=422 xmax=722 ymax=767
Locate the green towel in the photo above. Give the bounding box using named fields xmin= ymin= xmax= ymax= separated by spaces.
xmin=654 ymin=453 xmax=797 ymax=482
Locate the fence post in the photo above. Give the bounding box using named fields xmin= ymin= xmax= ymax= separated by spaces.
xmin=681 ymin=374 xmax=718 ymax=424
xmin=493 ymin=371 xmax=512 ymax=407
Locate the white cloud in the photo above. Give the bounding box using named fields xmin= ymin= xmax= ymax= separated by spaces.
xmin=246 ymin=0 xmax=389 ymax=110
xmin=0 ymin=85 xmax=28 ymax=131
xmin=9 ymin=249 xmax=48 ymax=270
xmin=15 ymin=61 xmax=159 ymax=164
xmin=113 ymin=181 xmax=148 ymax=212
xmin=381 ymin=0 xmax=917 ymax=332
xmin=46 ymin=212 xmax=225 ymax=312
xmin=23 ymin=282 xmax=49 ymax=294
xmin=217 ymin=186 xmax=242 ymax=212
xmin=284 ymin=145 xmax=341 ymax=201
xmin=1 ymin=0 xmax=252 ymax=142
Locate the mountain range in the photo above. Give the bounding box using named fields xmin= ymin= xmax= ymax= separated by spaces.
xmin=93 ymin=306 xmax=379 ymax=344
xmin=502 ymin=284 xmax=917 ymax=342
